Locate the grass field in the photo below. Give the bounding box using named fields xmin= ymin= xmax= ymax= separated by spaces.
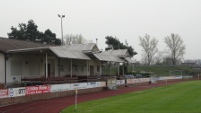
xmin=61 ymin=81 xmax=201 ymax=113
xmin=134 ymin=65 xmax=199 ymax=76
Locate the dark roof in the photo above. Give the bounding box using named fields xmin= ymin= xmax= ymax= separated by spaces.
xmin=101 ymin=49 xmax=129 ymax=57
xmin=0 ymin=38 xmax=126 ymax=62
xmin=49 ymin=46 xmax=91 ymax=60
xmin=93 ymin=53 xmax=124 ymax=62
xmin=0 ymin=37 xmax=50 ymax=53
xmin=64 ymin=43 xmax=99 ymax=52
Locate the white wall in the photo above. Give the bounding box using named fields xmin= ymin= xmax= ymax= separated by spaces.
xmin=6 ymin=53 xmax=58 ymax=84
xmin=59 ymin=59 xmax=88 ymax=76
xmin=59 ymin=59 xmax=101 ymax=76
xmin=5 ymin=52 xmax=102 ymax=84
xmin=0 ymin=53 xmax=5 ymax=84
xmin=88 ymin=60 xmax=101 ymax=76
xmin=41 ymin=57 xmax=57 ymax=77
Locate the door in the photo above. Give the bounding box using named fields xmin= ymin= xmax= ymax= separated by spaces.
xmin=90 ymin=65 xmax=94 ymax=76
xmin=45 ymin=63 xmax=51 ymax=77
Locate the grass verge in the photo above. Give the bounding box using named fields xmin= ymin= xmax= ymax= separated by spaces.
xmin=61 ymin=81 xmax=201 ymax=113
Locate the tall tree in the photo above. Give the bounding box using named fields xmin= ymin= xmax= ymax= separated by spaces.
xmin=162 ymin=56 xmax=173 ymax=65
xmin=8 ymin=23 xmax=27 ymax=40
xmin=26 ymin=20 xmax=39 ymax=42
xmin=64 ymin=34 xmax=91 ymax=45
xmin=164 ymin=33 xmax=185 ymax=65
xmin=43 ymin=29 xmax=56 ymax=43
xmin=154 ymin=51 xmax=165 ymax=65
xmin=105 ymin=36 xmax=137 ymax=57
xmin=8 ymin=19 xmax=61 ymax=45
xmin=105 ymin=36 xmax=120 ymax=50
xmin=139 ymin=34 xmax=158 ymax=65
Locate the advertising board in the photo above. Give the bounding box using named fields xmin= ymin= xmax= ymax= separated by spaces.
xmin=70 ymin=83 xmax=87 ymax=90
xmin=127 ymin=78 xmax=150 ymax=84
xmin=0 ymin=89 xmax=8 ymax=98
xmin=50 ymin=84 xmax=71 ymax=92
xmin=87 ymin=82 xmax=98 ymax=88
xmin=116 ymin=80 xmax=125 ymax=85
xmin=100 ymin=81 xmax=106 ymax=87
xmin=26 ymin=85 xmax=50 ymax=95
xmin=8 ymin=87 xmax=25 ymax=97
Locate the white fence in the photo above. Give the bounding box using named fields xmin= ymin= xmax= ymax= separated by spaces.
xmin=0 ymin=76 xmax=186 ymax=99
xmin=0 ymin=81 xmax=106 ymax=98
xmin=127 ymin=78 xmax=151 ymax=84
xmin=157 ymin=76 xmax=183 ymax=80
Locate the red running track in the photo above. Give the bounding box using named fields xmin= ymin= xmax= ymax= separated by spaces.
xmin=0 ymin=79 xmax=194 ymax=113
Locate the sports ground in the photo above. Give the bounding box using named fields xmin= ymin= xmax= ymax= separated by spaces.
xmin=0 ymin=79 xmax=197 ymax=113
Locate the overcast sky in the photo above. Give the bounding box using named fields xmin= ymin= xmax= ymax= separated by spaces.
xmin=1 ymin=0 xmax=201 ymax=60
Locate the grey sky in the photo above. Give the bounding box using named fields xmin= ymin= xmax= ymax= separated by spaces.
xmin=1 ymin=0 xmax=201 ymax=60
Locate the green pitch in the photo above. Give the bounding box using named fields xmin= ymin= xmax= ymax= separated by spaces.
xmin=61 ymin=81 xmax=201 ymax=113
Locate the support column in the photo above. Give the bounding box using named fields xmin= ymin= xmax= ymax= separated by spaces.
xmin=4 ymin=54 xmax=7 ymax=86
xmin=71 ymin=59 xmax=72 ymax=78
xmin=122 ymin=63 xmax=124 ymax=76
xmin=45 ymin=53 xmax=48 ymax=79
xmin=99 ymin=61 xmax=102 ymax=76
xmin=109 ymin=62 xmax=111 ymax=77
xmin=58 ymin=58 xmax=60 ymax=77
xmin=118 ymin=63 xmax=120 ymax=76
xmin=87 ymin=60 xmax=89 ymax=77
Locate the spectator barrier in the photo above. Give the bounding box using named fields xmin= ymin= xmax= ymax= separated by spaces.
xmin=0 ymin=76 xmax=187 ymax=99
xmin=0 ymin=81 xmax=106 ymax=99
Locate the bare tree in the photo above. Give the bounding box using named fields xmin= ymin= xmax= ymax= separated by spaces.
xmin=139 ymin=34 xmax=158 ymax=65
xmin=164 ymin=33 xmax=186 ymax=65
xmin=154 ymin=51 xmax=165 ymax=64
xmin=64 ymin=34 xmax=91 ymax=45
xmin=162 ymin=56 xmax=173 ymax=65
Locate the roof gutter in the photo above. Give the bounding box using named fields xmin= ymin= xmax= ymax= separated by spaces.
xmin=7 ymin=47 xmax=50 ymax=53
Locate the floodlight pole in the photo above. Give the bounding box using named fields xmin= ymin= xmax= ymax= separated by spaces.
xmin=58 ymin=14 xmax=65 ymax=45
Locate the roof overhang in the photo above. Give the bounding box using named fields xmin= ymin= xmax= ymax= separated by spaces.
xmin=50 ymin=47 xmax=91 ymax=60
xmin=94 ymin=53 xmax=124 ymax=63
xmin=7 ymin=46 xmax=91 ymax=60
xmin=7 ymin=46 xmax=50 ymax=53
xmin=123 ymin=57 xmax=135 ymax=64
xmin=6 ymin=46 xmax=132 ymax=62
